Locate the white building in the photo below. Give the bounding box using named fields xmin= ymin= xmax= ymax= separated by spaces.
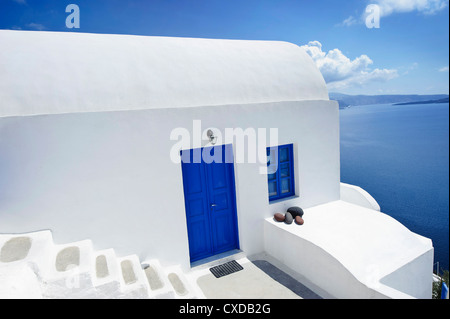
xmin=0 ymin=30 xmax=433 ymax=299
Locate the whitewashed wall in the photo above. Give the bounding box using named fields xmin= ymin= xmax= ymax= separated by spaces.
xmin=0 ymin=100 xmax=339 ymax=269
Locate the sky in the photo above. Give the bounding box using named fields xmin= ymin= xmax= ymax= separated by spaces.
xmin=0 ymin=0 xmax=449 ymax=95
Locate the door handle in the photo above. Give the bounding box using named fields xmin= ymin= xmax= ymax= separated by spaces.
xmin=211 ymin=204 xmax=217 ymax=207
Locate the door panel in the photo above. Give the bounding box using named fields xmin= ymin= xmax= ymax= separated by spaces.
xmin=181 ymin=144 xmax=239 ymax=263
xmin=211 ymin=212 xmax=235 ymax=252
xmin=181 ymin=158 xmax=213 ymax=261
xmin=205 ymin=145 xmax=238 ymax=255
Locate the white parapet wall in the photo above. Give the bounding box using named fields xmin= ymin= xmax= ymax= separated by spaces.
xmin=264 ymin=200 xmax=434 ymax=299
xmin=340 ymin=183 xmax=381 ymax=211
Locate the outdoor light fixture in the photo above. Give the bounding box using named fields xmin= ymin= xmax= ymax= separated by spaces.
xmin=207 ymin=129 xmax=218 ymax=145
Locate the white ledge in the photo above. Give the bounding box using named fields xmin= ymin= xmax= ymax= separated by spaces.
xmin=340 ymin=182 xmax=381 ymax=211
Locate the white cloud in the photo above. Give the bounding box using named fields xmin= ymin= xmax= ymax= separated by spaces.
xmin=26 ymin=23 xmax=46 ymax=31
xmin=338 ymin=15 xmax=360 ymax=27
xmin=340 ymin=0 xmax=449 ymax=26
xmin=439 ymin=66 xmax=449 ymax=72
xmin=301 ymin=41 xmax=398 ymax=90
xmin=402 ymin=62 xmax=419 ymax=75
xmin=12 ymin=0 xmax=27 ymax=4
xmin=373 ymin=0 xmax=449 ymax=16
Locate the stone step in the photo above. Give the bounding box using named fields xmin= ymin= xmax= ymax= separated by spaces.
xmin=142 ymin=259 xmax=175 ymax=299
xmin=0 ymin=230 xmax=54 ymax=277
xmin=0 ymin=231 xmax=202 ymax=299
xmin=164 ymin=265 xmax=197 ymax=299
xmin=90 ymin=249 xmax=122 ymax=299
xmin=116 ymin=255 xmax=150 ymax=299
xmin=42 ymin=239 xmax=96 ymax=299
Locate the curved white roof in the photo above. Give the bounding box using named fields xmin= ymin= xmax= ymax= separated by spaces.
xmin=0 ymin=30 xmax=328 ymax=117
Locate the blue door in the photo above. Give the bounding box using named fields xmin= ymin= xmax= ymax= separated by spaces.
xmin=181 ymin=144 xmax=239 ymax=263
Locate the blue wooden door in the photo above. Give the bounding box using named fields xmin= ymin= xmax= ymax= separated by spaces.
xmin=181 ymin=144 xmax=239 ymax=263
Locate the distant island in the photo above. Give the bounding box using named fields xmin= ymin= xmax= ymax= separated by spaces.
xmin=394 ymin=97 xmax=449 ymax=105
xmin=330 ymin=93 xmax=449 ymax=109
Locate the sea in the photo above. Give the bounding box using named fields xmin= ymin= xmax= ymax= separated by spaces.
xmin=339 ymin=102 xmax=449 ymax=272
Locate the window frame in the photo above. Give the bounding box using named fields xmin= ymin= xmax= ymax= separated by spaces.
xmin=267 ymin=144 xmax=295 ymax=202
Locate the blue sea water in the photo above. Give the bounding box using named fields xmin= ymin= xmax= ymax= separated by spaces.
xmin=340 ymin=103 xmax=449 ymax=271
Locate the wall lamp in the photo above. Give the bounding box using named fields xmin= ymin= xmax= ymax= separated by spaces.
xmin=207 ymin=129 xmax=218 ymax=145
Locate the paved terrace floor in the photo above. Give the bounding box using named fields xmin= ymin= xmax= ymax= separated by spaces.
xmin=188 ymin=253 xmax=323 ymax=299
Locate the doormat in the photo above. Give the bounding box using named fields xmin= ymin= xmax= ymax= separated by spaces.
xmin=209 ymin=260 xmax=243 ymax=278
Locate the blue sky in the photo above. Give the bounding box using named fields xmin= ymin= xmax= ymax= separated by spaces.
xmin=1 ymin=0 xmax=449 ymax=95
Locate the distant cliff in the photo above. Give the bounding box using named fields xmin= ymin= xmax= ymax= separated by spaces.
xmin=330 ymin=93 xmax=449 ymax=108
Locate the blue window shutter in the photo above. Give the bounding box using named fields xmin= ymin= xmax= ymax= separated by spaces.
xmin=267 ymin=144 xmax=295 ymax=202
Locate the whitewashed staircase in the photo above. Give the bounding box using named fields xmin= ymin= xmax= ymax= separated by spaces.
xmin=0 ymin=231 xmax=202 ymax=299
